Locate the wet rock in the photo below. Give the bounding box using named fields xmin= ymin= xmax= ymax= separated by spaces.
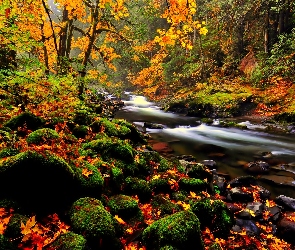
xmin=228 ymin=176 xmax=257 ymax=188
xmin=234 ymin=219 xmax=260 ymax=236
xmin=275 ymin=195 xmax=295 ymax=211
xmin=227 ymin=187 xmax=254 ymax=202
xmin=200 ymin=160 xmax=217 ymax=169
xmin=177 ymin=155 xmax=197 ymax=162
xmin=245 ymin=202 xmax=264 ymax=218
xmin=246 ymin=161 xmax=269 ymax=174
xmin=213 ymin=173 xmax=227 ymax=194
xmin=144 ymin=122 xmax=165 ymax=129
xmin=259 ymin=175 xmax=295 ymax=187
xmin=277 ymin=212 xmax=295 ymax=245
xmin=226 ymin=203 xmax=242 ymax=214
xmin=257 ymin=185 xmax=271 ymax=200
xmin=152 ymin=142 xmax=174 ymax=155
xmin=267 ymin=206 xmax=281 ymax=222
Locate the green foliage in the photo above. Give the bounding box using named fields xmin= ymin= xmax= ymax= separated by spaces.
xmin=91 ymin=118 xmax=131 ymax=138
xmin=187 ymin=163 xmax=213 ymax=181
xmin=44 ymin=232 xmax=87 ymax=250
xmin=0 ymin=148 xmax=19 ymax=158
xmin=26 ymin=128 xmax=59 ymax=145
xmin=69 ymin=197 xmax=122 ymax=244
xmin=149 ymin=174 xmax=171 ymax=194
xmin=142 ymin=210 xmax=204 ymax=250
xmin=72 ymin=125 xmax=89 ymax=139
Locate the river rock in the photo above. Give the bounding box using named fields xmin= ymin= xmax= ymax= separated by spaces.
xmin=228 ymin=176 xmax=257 ymax=188
xmin=226 ymin=203 xmax=243 ymax=214
xmin=200 ymin=160 xmax=217 ymax=169
xmin=226 ymin=187 xmax=254 ymax=202
xmin=277 ymin=212 xmax=295 ymax=245
xmin=143 ymin=122 xmax=165 ymax=129
xmin=267 ymin=205 xmax=281 ymax=222
xmin=233 ymin=219 xmax=260 ymax=236
xmin=245 ymin=202 xmax=264 ymax=219
xmin=152 ymin=142 xmax=174 ymax=155
xmin=257 ymin=185 xmax=271 ymax=200
xmin=213 ymin=172 xmax=227 ymax=194
xmin=246 ymin=161 xmax=269 ymax=174
xmin=259 ymin=175 xmax=295 ymax=187
xmin=275 ymin=195 xmax=295 ymax=211
xmin=177 ymin=155 xmax=197 ymax=162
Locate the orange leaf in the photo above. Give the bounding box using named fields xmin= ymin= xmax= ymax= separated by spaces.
xmin=82 ymin=168 xmax=93 ymax=178
xmin=114 ymin=215 xmax=126 ymax=225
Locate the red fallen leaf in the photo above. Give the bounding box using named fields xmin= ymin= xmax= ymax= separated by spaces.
xmin=5 ymin=8 xmax=10 ymax=18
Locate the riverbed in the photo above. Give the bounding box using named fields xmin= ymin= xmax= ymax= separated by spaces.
xmin=115 ymin=93 xmax=295 ymax=199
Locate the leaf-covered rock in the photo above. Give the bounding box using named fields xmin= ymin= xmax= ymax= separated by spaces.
xmin=44 ymin=232 xmax=87 ymax=250
xmin=4 ymin=112 xmax=45 ymax=131
xmin=26 ymin=128 xmax=59 ymax=144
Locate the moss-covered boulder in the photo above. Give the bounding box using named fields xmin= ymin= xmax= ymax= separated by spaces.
xmin=4 ymin=112 xmax=45 ymax=131
xmin=73 ymin=109 xmax=92 ymax=125
xmin=0 ymin=148 xmax=19 ymax=158
xmin=26 ymin=128 xmax=59 ymax=144
xmin=72 ymin=125 xmax=89 ymax=139
xmin=110 ymin=166 xmax=124 ymax=190
xmin=0 ymin=150 xmax=76 ymax=214
xmin=179 ymin=177 xmax=208 ymax=193
xmin=151 ymin=194 xmax=181 ymax=216
xmin=91 ymin=118 xmax=131 ymax=138
xmin=82 ymin=137 xmax=134 ymax=162
xmin=124 ymin=177 xmax=152 ymax=202
xmin=142 ymin=210 xmax=204 ymax=250
xmin=69 ymin=197 xmax=122 ymax=249
xmin=4 ymin=213 xmax=29 ymax=239
xmin=149 ymin=174 xmax=171 ymax=194
xmin=107 ymin=194 xmax=141 ymax=221
xmin=44 ymin=232 xmax=87 ymax=250
xmin=72 ymin=162 xmax=104 ymax=196
xmin=187 ymin=163 xmax=213 ymax=182
xmin=190 ymin=199 xmax=234 ymax=238
xmin=0 ymin=234 xmax=18 ymax=250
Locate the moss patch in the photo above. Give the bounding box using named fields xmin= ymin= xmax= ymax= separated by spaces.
xmin=44 ymin=232 xmax=87 ymax=250
xmin=26 ymin=128 xmax=59 ymax=144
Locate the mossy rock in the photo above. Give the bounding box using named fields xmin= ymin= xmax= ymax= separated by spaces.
xmin=274 ymin=112 xmax=295 ymax=123
xmin=149 ymin=174 xmax=171 ymax=194
xmin=151 ymin=194 xmax=181 ymax=216
xmin=0 ymin=148 xmax=19 ymax=158
xmin=179 ymin=177 xmax=208 ymax=192
xmin=190 ymin=199 xmax=234 ymax=238
xmin=72 ymin=162 xmax=104 ymax=196
xmin=91 ymin=118 xmax=131 ymax=138
xmin=73 ymin=109 xmax=92 ymax=125
xmin=110 ymin=166 xmax=124 ymax=190
xmin=124 ymin=177 xmax=152 ymax=202
xmin=69 ymin=197 xmax=123 ymax=249
xmin=4 ymin=112 xmax=45 ymax=131
xmin=107 ymin=194 xmax=141 ymax=220
xmin=171 ymin=191 xmax=189 ymax=202
xmin=4 ymin=213 xmax=29 ymax=239
xmin=72 ymin=125 xmax=89 ymax=139
xmin=208 ymin=243 xmax=222 ymax=250
xmin=142 ymin=210 xmax=204 ymax=250
xmin=26 ymin=128 xmax=59 ymax=145
xmin=44 ymin=232 xmax=87 ymax=250
xmin=113 ymin=159 xmax=139 ymax=177
xmin=0 ymin=150 xmax=76 ymax=214
xmin=83 ymin=137 xmax=134 ymax=162
xmin=187 ymin=163 xmax=213 ymax=182
xmin=0 ymin=130 xmax=12 ymax=142
xmin=0 ymin=234 xmax=18 ymax=250
xmin=160 ymin=246 xmax=179 ymax=250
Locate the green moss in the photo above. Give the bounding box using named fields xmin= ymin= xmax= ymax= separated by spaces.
xmin=4 ymin=112 xmax=45 ymax=131
xmin=142 ymin=210 xmax=204 ymax=250
xmin=190 ymin=199 xmax=234 ymax=238
xmin=124 ymin=177 xmax=152 ymax=202
xmin=72 ymin=125 xmax=89 ymax=138
xmin=0 ymin=150 xmax=76 ymax=213
xmin=208 ymin=243 xmax=222 ymax=250
xmin=0 ymin=148 xmax=19 ymax=158
xmin=44 ymin=232 xmax=86 ymax=250
xmin=151 ymin=194 xmax=181 ymax=216
xmin=73 ymin=109 xmax=92 ymax=125
xmin=149 ymin=174 xmax=171 ymax=194
xmin=179 ymin=177 xmax=208 ymax=192
xmin=72 ymin=162 xmax=104 ymax=193
xmin=187 ymin=163 xmax=213 ymax=181
xmin=83 ymin=137 xmax=134 ymax=162
xmin=69 ymin=197 xmax=122 ymax=249
xmin=4 ymin=213 xmax=28 ymax=239
xmin=158 ymin=157 xmax=171 ymax=172
xmin=201 ymin=118 xmax=214 ymax=124
xmin=171 ymin=191 xmax=189 ymax=202
xmin=111 ymin=166 xmax=124 ymax=190
xmin=107 ymin=194 xmax=141 ymax=220
xmin=160 ymin=246 xmax=179 ymax=250
xmin=91 ymin=118 xmax=131 ymax=138
xmin=0 ymin=130 xmax=12 ymax=142
xmin=26 ymin=128 xmax=59 ymax=144
xmin=0 ymin=234 xmax=18 ymax=250
xmin=113 ymin=159 xmax=139 ymax=177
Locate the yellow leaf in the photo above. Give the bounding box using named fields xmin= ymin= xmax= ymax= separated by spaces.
xmin=114 ymin=215 xmax=126 ymax=225
xmin=21 ymin=216 xmax=36 ymax=235
xmin=82 ymin=168 xmax=93 ymax=178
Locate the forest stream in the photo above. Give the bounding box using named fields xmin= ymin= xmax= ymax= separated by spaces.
xmin=115 ymin=93 xmax=295 ymax=199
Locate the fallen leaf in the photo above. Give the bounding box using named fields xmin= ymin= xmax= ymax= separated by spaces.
xmin=82 ymin=168 xmax=93 ymax=177
xmin=114 ymin=215 xmax=126 ymax=225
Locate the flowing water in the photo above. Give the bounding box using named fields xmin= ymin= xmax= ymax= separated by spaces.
xmin=115 ymin=93 xmax=295 ymax=198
